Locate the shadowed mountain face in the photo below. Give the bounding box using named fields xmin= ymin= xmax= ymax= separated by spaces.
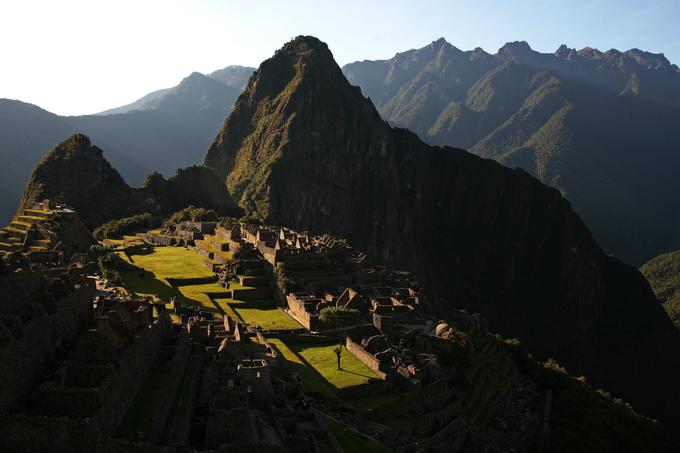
xmin=641 ymin=250 xmax=680 ymax=330
xmin=342 ymin=39 xmax=680 ymax=266
xmin=0 ymin=65 xmax=254 ymax=224
xmin=19 ymin=134 xmax=239 ymax=228
xmin=205 ymin=36 xmax=680 ymax=427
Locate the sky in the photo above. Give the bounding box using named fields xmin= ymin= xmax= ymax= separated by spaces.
xmin=1 ymin=0 xmax=678 ymax=115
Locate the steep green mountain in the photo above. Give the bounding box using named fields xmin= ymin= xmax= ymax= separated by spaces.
xmin=0 ymin=65 xmax=254 ymax=225
xmin=19 ymin=134 xmax=239 ymax=228
xmin=204 ymin=35 xmax=680 ymax=428
xmin=641 ymin=250 xmax=680 ymax=329
xmin=342 ymin=39 xmax=680 ymax=265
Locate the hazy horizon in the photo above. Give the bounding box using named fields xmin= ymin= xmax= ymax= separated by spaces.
xmin=2 ymin=0 xmax=679 ymax=116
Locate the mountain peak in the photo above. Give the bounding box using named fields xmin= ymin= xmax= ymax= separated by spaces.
xmin=180 ymin=71 xmax=210 ymax=85
xmin=43 ymin=133 xmax=98 ymax=162
xmin=278 ymin=35 xmax=332 ymax=58
xmin=624 ymin=48 xmax=673 ymax=69
xmin=497 ymin=40 xmax=533 ymax=57
xmin=555 ymin=44 xmax=576 ymax=59
xmin=577 ymin=46 xmax=603 ymax=58
xmin=431 ymin=37 xmax=451 ymax=48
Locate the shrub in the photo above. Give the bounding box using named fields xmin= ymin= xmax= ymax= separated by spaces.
xmin=319 ymin=306 xmax=360 ymax=331
xmin=164 ymin=206 xmax=218 ymax=226
xmin=97 ymin=251 xmax=128 ymax=283
xmin=93 ymin=213 xmax=158 ymax=240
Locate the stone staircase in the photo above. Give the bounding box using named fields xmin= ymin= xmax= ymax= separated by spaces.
xmin=0 ymin=207 xmax=52 ymax=254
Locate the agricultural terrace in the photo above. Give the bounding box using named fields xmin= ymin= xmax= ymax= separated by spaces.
xmin=115 ymin=245 xmax=303 ymax=331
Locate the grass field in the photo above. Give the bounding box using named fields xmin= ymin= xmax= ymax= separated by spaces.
xmin=233 ymin=305 xmax=302 ymax=330
xmin=116 ymin=246 xmax=301 ymax=330
xmin=177 ymin=282 xmax=230 ymax=314
xmin=292 ymin=342 xmax=380 ymax=390
xmin=117 ymin=268 xmax=180 ymax=303
xmin=118 ymin=247 xmax=213 ymax=280
xmin=268 ymin=339 xmax=379 ymax=391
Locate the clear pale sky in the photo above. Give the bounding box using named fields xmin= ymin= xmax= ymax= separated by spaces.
xmin=1 ymin=0 xmax=678 ymax=115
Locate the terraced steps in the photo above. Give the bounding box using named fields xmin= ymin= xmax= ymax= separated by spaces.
xmin=24 ymin=209 xmax=49 ymax=218
xmin=0 ymin=206 xmax=53 ymax=255
xmin=0 ymin=242 xmax=19 ymax=252
xmin=3 ymin=226 xmax=26 ymax=236
xmin=10 ymin=221 xmax=31 ymax=232
xmin=17 ymin=215 xmax=46 ymax=223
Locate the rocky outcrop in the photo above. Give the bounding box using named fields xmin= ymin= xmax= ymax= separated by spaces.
xmin=204 ymin=36 xmax=680 ymax=427
xmin=19 ymin=134 xmax=240 ymax=228
xmin=18 ymin=134 xmax=140 ymax=227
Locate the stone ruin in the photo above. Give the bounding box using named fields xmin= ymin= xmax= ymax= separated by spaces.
xmin=175 ymin=314 xmax=333 ymax=451
xmin=0 ymin=208 xmax=539 ymax=451
xmin=198 ymin=218 xmax=527 ymax=450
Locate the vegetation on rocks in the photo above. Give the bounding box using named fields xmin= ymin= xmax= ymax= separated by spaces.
xmin=319 ymin=306 xmax=360 ymax=331
xmin=640 ymin=249 xmax=680 ymax=329
xmin=163 ymin=206 xmax=218 ymax=226
xmin=503 ymin=339 xmax=677 ymax=452
xmin=93 ymin=213 xmax=160 ymax=240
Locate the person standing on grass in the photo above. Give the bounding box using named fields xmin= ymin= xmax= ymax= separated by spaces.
xmin=334 ymin=345 xmax=342 ymax=370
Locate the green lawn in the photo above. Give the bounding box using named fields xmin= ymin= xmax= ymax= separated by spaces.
xmin=116 ymin=247 xmax=217 ymax=314
xmin=268 ymin=339 xmax=379 ymax=391
xmin=118 ymin=247 xmax=213 ymax=280
xmin=268 ymin=338 xmax=336 ymax=398
xmin=177 ymin=282 xmax=230 ymax=314
xmin=117 ymin=269 xmax=181 ymax=303
xmin=233 ymin=305 xmax=302 ymax=330
xmin=292 ymin=342 xmax=380 ymax=390
xmin=116 ymin=247 xmax=299 ymax=330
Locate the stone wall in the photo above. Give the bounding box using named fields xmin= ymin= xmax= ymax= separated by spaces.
xmin=89 ymin=316 xmax=170 ymax=434
xmin=345 ymin=337 xmax=387 ymax=380
xmin=0 ymin=281 xmax=92 ymax=414
xmin=286 ymin=295 xmax=317 ymax=331
xmin=147 ymin=331 xmax=191 ymax=442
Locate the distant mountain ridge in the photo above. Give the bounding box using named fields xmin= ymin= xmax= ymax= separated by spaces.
xmin=0 ymin=65 xmax=255 ymax=225
xmin=96 ymin=65 xmax=254 ymax=115
xmin=342 ymin=38 xmax=680 ymax=265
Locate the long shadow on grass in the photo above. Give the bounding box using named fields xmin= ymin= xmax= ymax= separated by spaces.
xmin=286 ymin=342 xmax=373 ymax=393
xmin=336 ymin=369 xmax=375 ymax=380
xmin=268 ymin=342 xmax=338 ymax=399
xmin=118 ymin=269 xmax=180 ymax=302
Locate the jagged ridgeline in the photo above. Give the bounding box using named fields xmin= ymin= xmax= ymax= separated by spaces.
xmin=343 ymin=39 xmax=680 ymax=266
xmin=18 ymin=133 xmax=242 ymax=228
xmin=203 ymin=36 xmax=680 ymax=428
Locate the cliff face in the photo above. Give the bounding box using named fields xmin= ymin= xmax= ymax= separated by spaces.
xmin=205 ymin=36 xmax=680 ymax=426
xmin=20 ymin=134 xmax=239 ymax=228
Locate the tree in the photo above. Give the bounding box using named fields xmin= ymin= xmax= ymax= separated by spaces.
xmin=334 ymin=346 xmax=342 ymax=370
xmin=318 ymin=306 xmax=360 ymax=332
